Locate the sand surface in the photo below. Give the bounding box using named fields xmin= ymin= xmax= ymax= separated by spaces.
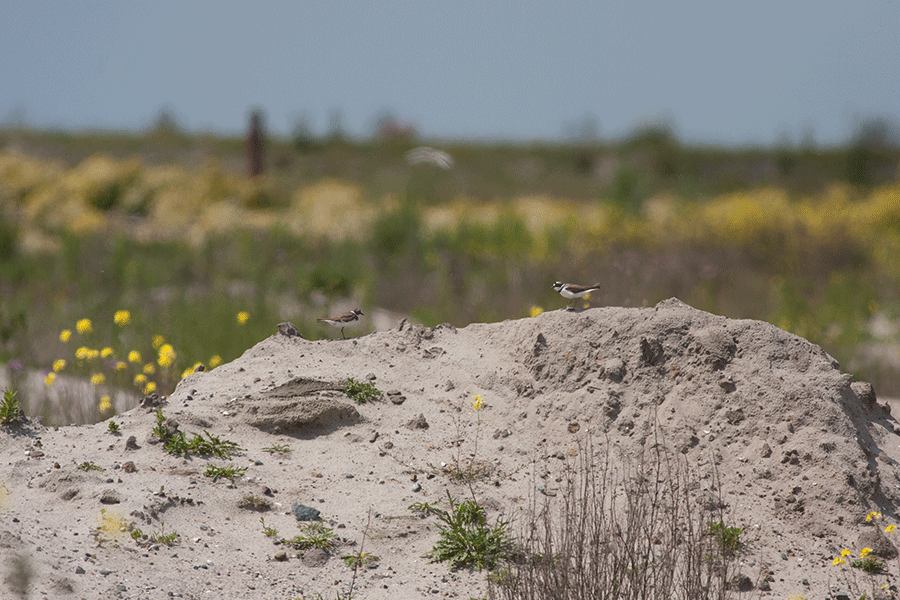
xmin=2 ymin=299 xmax=899 ymax=599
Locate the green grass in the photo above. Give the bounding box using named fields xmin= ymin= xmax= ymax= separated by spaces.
xmin=204 ymin=463 xmax=247 ymax=481
xmin=154 ymin=410 xmax=242 ymax=458
xmin=342 ymin=378 xmax=384 ymax=404
xmin=262 ymin=443 xmax=291 ymax=454
xmin=282 ymin=522 xmax=337 ymax=551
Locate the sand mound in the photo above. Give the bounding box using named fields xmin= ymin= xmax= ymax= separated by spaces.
xmin=2 ymin=299 xmax=899 ymax=599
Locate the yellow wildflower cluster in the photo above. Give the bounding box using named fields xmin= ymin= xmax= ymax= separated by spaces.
xmin=113 ymin=310 xmax=131 ymax=327
xmin=76 ymin=318 xmax=93 ymax=334
xmin=237 ymin=311 xmax=250 ymax=325
xmin=157 ymin=344 xmax=176 ymax=368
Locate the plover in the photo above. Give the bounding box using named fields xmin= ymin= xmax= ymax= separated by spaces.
xmin=552 ymin=281 xmax=602 ymax=310
xmin=317 ymin=309 xmax=364 ymax=339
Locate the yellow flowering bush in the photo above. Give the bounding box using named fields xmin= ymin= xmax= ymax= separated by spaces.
xmin=237 ymin=311 xmax=249 ymax=325
xmin=114 ymin=310 xmax=131 ymax=327
xmin=59 ymin=329 xmax=72 ymax=342
xmin=157 ymin=344 xmax=176 ymax=368
xmin=76 ymin=318 xmax=93 ymax=334
xmin=128 ymin=350 xmax=142 ymax=363
xmin=45 ymin=372 xmax=56 ymax=387
xmin=53 ymin=359 xmax=66 ymax=372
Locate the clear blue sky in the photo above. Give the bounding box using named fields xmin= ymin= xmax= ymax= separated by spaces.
xmin=2 ymin=1 xmax=899 ymax=146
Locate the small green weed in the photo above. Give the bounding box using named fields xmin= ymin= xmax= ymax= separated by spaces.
xmin=262 ymin=443 xmax=291 ymax=454
xmin=282 ymin=522 xmax=337 ymax=550
xmin=408 ymin=499 xmax=441 ymax=517
xmin=77 ymin=461 xmax=104 ymax=472
xmin=154 ymin=409 xmax=242 ymax=458
xmin=707 ymin=521 xmax=744 ymax=557
xmin=260 ymin=517 xmax=278 ymax=537
xmin=341 ymin=552 xmax=380 ymax=568
xmin=204 ymin=463 xmax=247 ymax=481
xmin=0 ymin=388 xmax=24 ymax=425
xmin=107 ymin=421 xmax=120 ymax=434
xmin=131 ymin=524 xmax=180 ymax=546
xmin=851 ymin=555 xmax=887 ymax=574
xmin=424 ymin=490 xmax=512 ymax=571
xmin=343 ymin=377 xmax=383 ymax=404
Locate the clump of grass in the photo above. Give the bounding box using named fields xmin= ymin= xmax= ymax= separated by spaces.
xmin=282 ymin=522 xmax=337 ymax=550
xmin=204 ymin=463 xmax=247 ymax=482
xmin=131 ymin=524 xmax=180 ymax=547
xmin=77 ymin=461 xmax=104 ymax=472
xmin=262 ymin=443 xmax=291 ymax=454
xmin=343 ymin=377 xmax=383 ymax=403
xmin=107 ymin=420 xmax=120 ymax=434
xmin=260 ymin=517 xmax=278 ymax=538
xmin=153 ymin=409 xmax=242 ymax=458
xmin=423 ymin=490 xmax=512 ymax=571
xmin=0 ymin=388 xmax=24 ymax=425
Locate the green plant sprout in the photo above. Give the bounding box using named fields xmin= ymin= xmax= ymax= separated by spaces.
xmin=343 ymin=378 xmax=383 ymax=403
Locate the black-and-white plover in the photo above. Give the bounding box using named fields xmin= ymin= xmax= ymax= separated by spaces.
xmin=552 ymin=281 xmax=602 ymax=310
xmin=317 ymin=309 xmax=364 ymax=339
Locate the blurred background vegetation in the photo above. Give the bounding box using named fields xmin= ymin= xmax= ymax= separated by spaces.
xmin=1 ymin=118 xmax=899 ymax=423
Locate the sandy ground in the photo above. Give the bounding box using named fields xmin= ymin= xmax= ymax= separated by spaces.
xmin=2 ymin=299 xmax=900 ymax=599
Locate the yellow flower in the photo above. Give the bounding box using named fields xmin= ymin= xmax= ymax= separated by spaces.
xmin=133 ymin=373 xmax=147 ymax=387
xmin=53 ymin=359 xmax=66 ymax=372
xmin=841 ymin=548 xmax=853 ymax=557
xmin=75 ymin=346 xmax=91 ymax=360
xmin=101 ymin=347 xmax=114 ymax=358
xmin=237 ymin=311 xmax=250 ymax=325
xmin=866 ymin=511 xmax=882 ymax=522
xmin=157 ymin=344 xmax=176 ymax=368
xmin=45 ymin=372 xmax=56 ymax=387
xmin=832 ymin=556 xmax=846 ymax=566
xmin=59 ymin=329 xmax=72 ymax=342
xmin=98 ymin=396 xmax=113 ymax=414
xmin=143 ymin=381 xmax=157 ymax=394
xmin=860 ymin=547 xmax=873 ymax=559
xmin=152 ymin=335 xmax=165 ymax=350
xmin=181 ymin=367 xmax=194 ymax=379
xmin=472 ymin=395 xmax=484 ymax=411
xmin=886 ymin=524 xmax=896 ymax=534
xmin=113 ymin=310 xmax=131 ymax=327
xmin=76 ymin=318 xmax=93 ymax=334
xmin=115 ymin=361 xmax=127 ymax=371
xmin=128 ymin=350 xmax=142 ymax=363
xmin=529 ymin=305 xmax=544 ymax=318
xmin=143 ymin=363 xmax=156 ymax=375
xmin=90 ymin=373 xmax=105 ymax=386
xmin=209 ymin=355 xmax=222 ymax=368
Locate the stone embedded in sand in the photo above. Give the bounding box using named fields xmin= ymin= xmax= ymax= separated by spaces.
xmin=291 ymin=502 xmax=320 ymax=522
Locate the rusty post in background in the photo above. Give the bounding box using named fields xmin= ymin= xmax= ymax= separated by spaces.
xmin=247 ymin=108 xmax=265 ymax=177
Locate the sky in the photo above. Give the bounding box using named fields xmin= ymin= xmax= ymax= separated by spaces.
xmin=2 ymin=1 xmax=899 ymax=146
